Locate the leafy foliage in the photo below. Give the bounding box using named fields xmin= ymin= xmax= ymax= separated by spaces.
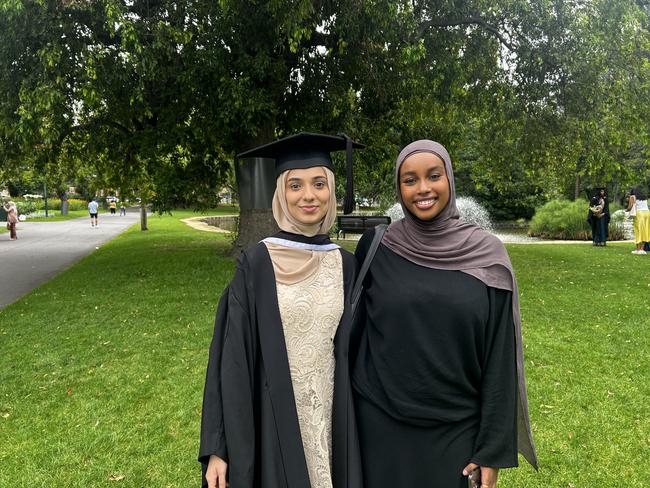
xmin=1 ymin=0 xmax=649 ymax=221
xmin=29 ymin=197 xmax=88 ymax=212
xmin=529 ymin=199 xmax=593 ymax=240
xmin=13 ymin=199 xmax=37 ymax=215
xmin=529 ymin=198 xmax=625 ymax=240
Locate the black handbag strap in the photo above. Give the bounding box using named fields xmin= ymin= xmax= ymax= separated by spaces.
xmin=351 ymin=224 xmax=387 ymax=309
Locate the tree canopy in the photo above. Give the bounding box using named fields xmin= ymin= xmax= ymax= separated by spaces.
xmin=1 ymin=0 xmax=649 ymax=218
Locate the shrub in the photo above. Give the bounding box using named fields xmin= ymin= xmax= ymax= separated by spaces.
xmin=65 ymin=199 xmax=88 ymax=211
xmin=37 ymin=198 xmax=60 ymax=210
xmin=15 ymin=200 xmax=38 ymax=215
xmin=19 ymin=198 xmax=88 ymax=212
xmin=529 ymin=199 xmax=591 ymax=240
xmin=529 ymin=199 xmax=626 ymax=241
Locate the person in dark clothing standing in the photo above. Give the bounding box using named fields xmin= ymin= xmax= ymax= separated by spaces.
xmin=587 ymin=188 xmax=609 ymax=246
xmin=351 ymin=140 xmax=537 ymax=488
xmin=199 ymin=133 xmax=363 ymax=488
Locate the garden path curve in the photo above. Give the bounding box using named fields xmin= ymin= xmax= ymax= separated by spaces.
xmin=0 ymin=211 xmax=141 ymax=309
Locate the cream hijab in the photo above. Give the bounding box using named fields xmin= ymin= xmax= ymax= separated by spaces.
xmin=271 ymin=167 xmax=337 ymax=236
xmin=266 ymin=167 xmax=339 ymax=285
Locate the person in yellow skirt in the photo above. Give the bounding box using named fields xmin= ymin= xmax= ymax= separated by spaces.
xmin=627 ymin=188 xmax=650 ymax=254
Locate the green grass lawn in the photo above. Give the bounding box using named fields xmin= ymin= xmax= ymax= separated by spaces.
xmin=0 ymin=217 xmax=648 ymax=487
xmin=499 ymin=244 xmax=649 ymax=487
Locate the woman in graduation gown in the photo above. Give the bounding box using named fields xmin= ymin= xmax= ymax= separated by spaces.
xmin=351 ymin=140 xmax=538 ymax=488
xmin=199 ymin=133 xmax=363 ymax=488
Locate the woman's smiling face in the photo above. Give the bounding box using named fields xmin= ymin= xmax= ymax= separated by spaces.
xmin=399 ymin=152 xmax=450 ymax=221
xmin=284 ymin=166 xmax=330 ymax=225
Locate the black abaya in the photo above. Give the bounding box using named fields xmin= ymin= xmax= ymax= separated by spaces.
xmin=352 ymin=228 xmax=518 ymax=488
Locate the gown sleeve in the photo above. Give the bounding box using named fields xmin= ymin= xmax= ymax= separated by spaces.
xmin=350 ymin=228 xmax=375 ymax=366
xmin=198 ymin=285 xmax=230 ymax=464
xmin=470 ymin=287 xmax=519 ymax=468
xmin=198 ymin=254 xmax=258 ymax=482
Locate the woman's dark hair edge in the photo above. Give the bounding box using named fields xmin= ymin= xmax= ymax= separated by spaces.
xmin=631 ymin=187 xmax=648 ymax=200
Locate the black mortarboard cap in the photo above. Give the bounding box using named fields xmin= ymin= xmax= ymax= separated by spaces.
xmin=236 ymin=132 xmax=364 ymax=214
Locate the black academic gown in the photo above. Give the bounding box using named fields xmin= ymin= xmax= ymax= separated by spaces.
xmin=199 ymin=232 xmax=362 ymax=488
xmin=586 ymin=195 xmax=610 ymax=240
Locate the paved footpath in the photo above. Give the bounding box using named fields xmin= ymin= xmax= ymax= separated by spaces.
xmin=0 ymin=212 xmax=141 ymax=309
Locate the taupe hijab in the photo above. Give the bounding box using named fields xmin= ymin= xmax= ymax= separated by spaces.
xmin=266 ymin=168 xmax=339 ymax=285
xmin=382 ymin=140 xmax=538 ymax=469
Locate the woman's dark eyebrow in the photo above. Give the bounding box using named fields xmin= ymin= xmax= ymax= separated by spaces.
xmin=287 ymin=175 xmax=327 ymax=182
xmin=427 ymin=165 xmax=445 ymax=173
xmin=401 ymin=165 xmax=444 ymax=177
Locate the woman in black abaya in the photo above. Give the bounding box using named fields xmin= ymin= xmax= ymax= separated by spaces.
xmin=587 ymin=188 xmax=609 ymax=246
xmin=352 ymin=140 xmax=537 ymax=488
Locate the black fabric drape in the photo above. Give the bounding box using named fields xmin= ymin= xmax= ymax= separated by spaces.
xmin=351 ymin=228 xmax=518 ymax=486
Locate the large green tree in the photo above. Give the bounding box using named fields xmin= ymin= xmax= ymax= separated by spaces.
xmin=459 ymin=0 xmax=650 ymax=210
xmin=2 ymin=0 xmax=649 ymax=232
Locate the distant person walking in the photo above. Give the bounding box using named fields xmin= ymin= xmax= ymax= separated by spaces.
xmin=627 ymin=188 xmax=650 ymax=254
xmin=3 ymin=201 xmax=18 ymax=240
xmin=119 ymin=203 xmax=126 ymax=216
xmin=109 ymin=200 xmax=117 ymax=215
xmin=88 ymin=199 xmax=99 ymax=228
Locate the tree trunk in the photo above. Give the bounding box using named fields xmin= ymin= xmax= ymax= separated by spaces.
xmin=140 ymin=201 xmax=148 ymax=231
xmin=230 ymin=208 xmax=279 ymax=257
xmin=574 ymin=154 xmax=585 ymax=200
xmin=231 ymin=122 xmax=276 ymax=256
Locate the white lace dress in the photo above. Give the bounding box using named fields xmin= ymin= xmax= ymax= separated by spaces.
xmin=275 ymin=250 xmax=343 ymax=488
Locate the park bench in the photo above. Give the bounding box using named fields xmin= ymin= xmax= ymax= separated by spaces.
xmin=337 ymin=215 xmax=391 ymax=239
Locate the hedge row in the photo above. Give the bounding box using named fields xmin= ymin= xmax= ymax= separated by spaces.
xmin=11 ymin=198 xmax=88 ymax=215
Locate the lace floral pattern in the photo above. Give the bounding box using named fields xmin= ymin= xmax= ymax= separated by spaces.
xmin=276 ymin=250 xmax=343 ymax=488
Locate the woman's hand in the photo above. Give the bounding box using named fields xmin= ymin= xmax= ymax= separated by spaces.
xmin=206 ymin=455 xmax=228 ymax=488
xmin=463 ymin=463 xmax=499 ymax=488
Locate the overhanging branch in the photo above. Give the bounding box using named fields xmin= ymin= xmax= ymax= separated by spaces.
xmin=58 ymin=119 xmax=132 ymax=145
xmin=419 ymin=16 xmax=515 ymax=51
